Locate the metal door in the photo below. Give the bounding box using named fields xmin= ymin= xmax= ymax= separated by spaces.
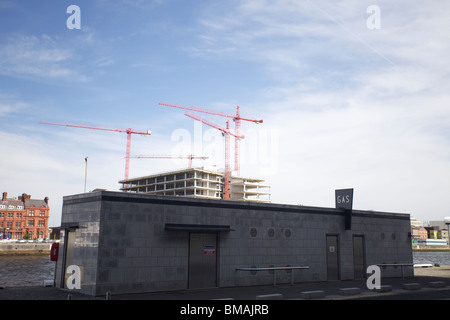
xmin=353 ymin=235 xmax=365 ymax=279
xmin=188 ymin=233 xmax=217 ymax=289
xmin=326 ymin=235 xmax=339 ymax=280
xmin=63 ymin=230 xmax=76 ymax=288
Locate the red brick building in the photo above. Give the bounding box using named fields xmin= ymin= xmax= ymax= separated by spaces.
xmin=0 ymin=192 xmax=50 ymax=240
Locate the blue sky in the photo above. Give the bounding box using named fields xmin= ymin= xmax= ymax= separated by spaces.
xmin=1 ymin=0 xmax=450 ymax=226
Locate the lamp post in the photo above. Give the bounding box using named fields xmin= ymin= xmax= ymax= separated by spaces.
xmin=84 ymin=156 xmax=88 ymax=193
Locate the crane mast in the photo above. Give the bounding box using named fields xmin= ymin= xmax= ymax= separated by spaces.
xmin=159 ymin=101 xmax=262 ymax=176
xmin=184 ymin=113 xmax=243 ymax=200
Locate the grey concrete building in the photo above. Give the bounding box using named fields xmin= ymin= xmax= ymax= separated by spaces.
xmin=55 ymin=190 xmax=413 ymax=296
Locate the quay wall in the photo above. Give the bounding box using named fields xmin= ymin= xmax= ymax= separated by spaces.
xmin=0 ymin=242 xmax=52 ymax=255
xmin=413 ymin=246 xmax=450 ymax=252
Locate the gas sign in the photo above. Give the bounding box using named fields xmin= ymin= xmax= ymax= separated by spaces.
xmin=335 ymin=188 xmax=354 ymax=210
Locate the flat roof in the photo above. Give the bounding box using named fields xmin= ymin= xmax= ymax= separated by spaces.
xmin=119 ymin=167 xmax=223 ymax=184
xmin=63 ymin=190 xmax=410 ymax=221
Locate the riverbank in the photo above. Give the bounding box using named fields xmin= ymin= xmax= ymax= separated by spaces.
xmin=413 ymin=248 xmax=449 ymax=252
xmin=414 ymin=265 xmax=450 ymax=278
xmin=0 ymin=241 xmax=53 ymax=255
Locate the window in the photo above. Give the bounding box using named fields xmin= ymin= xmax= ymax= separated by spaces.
xmin=27 ymin=220 xmax=34 ymax=227
xmin=29 ymin=210 xmax=34 ymax=216
xmin=15 ymin=222 xmax=21 ymax=229
xmin=40 ymin=211 xmax=45 ymax=216
xmin=17 ymin=206 xmax=23 ymax=209
xmin=8 ymin=205 xmax=14 ymax=209
xmin=38 ymin=220 xmax=45 ymax=227
xmin=16 ymin=213 xmax=22 ymax=218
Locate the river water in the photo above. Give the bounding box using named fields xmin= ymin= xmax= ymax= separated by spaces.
xmin=412 ymin=251 xmax=450 ymax=266
xmin=0 ymin=255 xmax=55 ymax=287
xmin=0 ymin=252 xmax=449 ymax=287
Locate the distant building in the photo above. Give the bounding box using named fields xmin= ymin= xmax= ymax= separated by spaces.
xmin=416 ymin=239 xmax=448 ymax=246
xmin=410 ymin=217 xmax=422 ymax=228
xmin=429 ymin=220 xmax=448 ymax=231
xmin=425 ymin=226 xmax=442 ymax=239
xmin=119 ymin=166 xmax=271 ymax=203
xmin=411 ymin=226 xmax=427 ymax=240
xmin=0 ymin=192 xmax=50 ymax=240
xmin=428 ymin=220 xmax=450 ymax=244
xmin=441 ymin=229 xmax=449 ymax=244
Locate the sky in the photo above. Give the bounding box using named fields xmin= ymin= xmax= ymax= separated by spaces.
xmin=1 ymin=0 xmax=449 ymax=227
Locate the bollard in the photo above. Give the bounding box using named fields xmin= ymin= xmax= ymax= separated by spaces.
xmin=374 ymin=285 xmax=392 ymax=292
xmin=428 ymin=281 xmax=446 ymax=288
xmin=300 ymin=290 xmax=325 ymax=299
xmin=339 ymin=287 xmax=361 ymax=296
xmin=106 ymin=291 xmax=112 ymax=300
xmin=402 ymin=283 xmax=421 ymax=290
xmin=255 ymin=293 xmax=283 ymax=300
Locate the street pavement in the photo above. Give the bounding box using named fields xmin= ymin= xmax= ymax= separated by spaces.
xmin=0 ymin=267 xmax=449 ymax=300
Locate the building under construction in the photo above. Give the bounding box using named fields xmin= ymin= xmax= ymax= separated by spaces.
xmin=119 ymin=166 xmax=271 ymax=203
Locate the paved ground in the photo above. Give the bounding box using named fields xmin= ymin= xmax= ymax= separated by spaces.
xmin=0 ymin=266 xmax=449 ymax=300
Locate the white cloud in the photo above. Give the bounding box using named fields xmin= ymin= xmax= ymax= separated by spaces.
xmin=3 ymin=0 xmax=449 ymax=224
xmin=0 ymin=34 xmax=89 ymax=82
xmin=0 ymin=95 xmax=27 ymax=117
xmin=190 ymin=1 xmax=450 ymax=221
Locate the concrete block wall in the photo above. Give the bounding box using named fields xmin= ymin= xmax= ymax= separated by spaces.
xmin=55 ymin=194 xmax=101 ymax=296
xmin=95 ymin=200 xmax=190 ymax=295
xmin=57 ymin=191 xmax=412 ymax=296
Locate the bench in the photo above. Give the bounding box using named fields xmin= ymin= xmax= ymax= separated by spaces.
xmin=235 ymin=266 xmax=309 ymax=286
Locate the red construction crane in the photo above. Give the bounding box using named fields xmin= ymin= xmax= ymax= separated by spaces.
xmin=39 ymin=121 xmax=151 ymax=181
xmin=129 ymin=154 xmax=209 ymax=168
xmin=184 ymin=113 xmax=243 ymax=200
xmin=159 ymin=101 xmax=263 ymax=176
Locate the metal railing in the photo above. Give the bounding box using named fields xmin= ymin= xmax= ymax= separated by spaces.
xmin=235 ymin=266 xmax=309 ymax=286
xmin=377 ymin=263 xmax=414 ymax=279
